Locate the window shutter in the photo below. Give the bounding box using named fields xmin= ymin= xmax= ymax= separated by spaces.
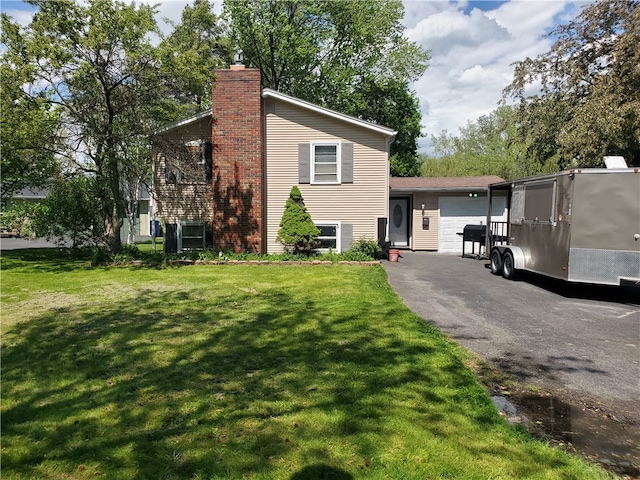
xmin=298 ymin=143 xmax=310 ymax=184
xmin=164 ymin=157 xmax=176 ymax=184
xmin=341 ymin=143 xmax=353 ymax=183
xmin=164 ymin=223 xmax=178 ymax=254
xmin=205 ymin=142 xmax=213 ymax=183
xmin=341 ymin=223 xmax=353 ymax=252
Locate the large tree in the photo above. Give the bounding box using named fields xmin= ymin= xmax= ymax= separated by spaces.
xmin=505 ymin=0 xmax=640 ymax=168
xmin=225 ymin=0 xmax=429 ymax=176
xmin=3 ymin=0 xmax=163 ymax=252
xmin=158 ymin=0 xmax=232 ymax=118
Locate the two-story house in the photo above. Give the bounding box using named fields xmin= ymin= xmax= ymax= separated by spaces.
xmin=153 ymin=63 xmax=397 ymax=254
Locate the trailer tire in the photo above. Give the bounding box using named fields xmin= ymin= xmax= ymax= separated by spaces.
xmin=502 ymin=251 xmax=516 ymax=280
xmin=490 ymin=249 xmax=503 ymax=275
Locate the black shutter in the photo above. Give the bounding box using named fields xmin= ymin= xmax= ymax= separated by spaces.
xmin=165 ymin=157 xmax=176 ymax=184
xmin=164 ymin=223 xmax=178 ymax=254
xmin=298 ymin=143 xmax=310 ymax=184
xmin=205 ymin=142 xmax=213 ymax=183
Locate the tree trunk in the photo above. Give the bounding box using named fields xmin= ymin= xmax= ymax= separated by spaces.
xmin=105 ymin=211 xmax=122 ymax=254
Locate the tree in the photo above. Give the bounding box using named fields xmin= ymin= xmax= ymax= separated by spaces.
xmin=36 ymin=175 xmax=105 ymax=248
xmin=420 ymin=106 xmax=545 ymax=180
xmin=354 ymin=77 xmax=423 ymax=177
xmin=505 ymin=0 xmax=640 ymax=168
xmin=158 ymin=0 xmax=232 ymax=118
xmin=276 ymin=186 xmax=319 ymax=254
xmin=226 ymin=0 xmax=429 ymax=176
xmin=0 ymin=16 xmax=60 ymax=200
xmin=2 ymin=0 xmax=164 ymax=253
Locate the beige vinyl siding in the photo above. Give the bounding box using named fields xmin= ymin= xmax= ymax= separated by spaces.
xmin=153 ymin=116 xmax=212 ymax=224
xmin=411 ymin=194 xmax=439 ymax=250
xmin=266 ymin=101 xmax=390 ymax=253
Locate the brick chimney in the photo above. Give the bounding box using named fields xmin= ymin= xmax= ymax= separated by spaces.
xmin=210 ymin=64 xmax=265 ymax=253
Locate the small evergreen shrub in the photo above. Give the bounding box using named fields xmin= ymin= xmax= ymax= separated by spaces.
xmin=276 ymin=186 xmax=320 ymax=255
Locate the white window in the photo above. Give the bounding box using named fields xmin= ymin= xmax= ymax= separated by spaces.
xmin=315 ymin=222 xmax=341 ymax=252
xmin=311 ymin=143 xmax=340 ymax=184
xmin=179 ymin=222 xmax=205 ymax=251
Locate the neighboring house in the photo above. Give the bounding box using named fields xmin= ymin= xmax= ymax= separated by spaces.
xmin=120 ymin=182 xmax=154 ymax=244
xmin=389 ymin=176 xmax=507 ymax=253
xmin=153 ymin=64 xmax=397 ymax=254
xmin=1 ymin=186 xmax=49 ymax=210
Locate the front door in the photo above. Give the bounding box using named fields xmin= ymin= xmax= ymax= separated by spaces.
xmin=389 ymin=197 xmax=409 ymax=247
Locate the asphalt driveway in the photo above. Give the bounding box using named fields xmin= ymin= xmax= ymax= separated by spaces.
xmin=383 ymin=251 xmax=640 ymax=473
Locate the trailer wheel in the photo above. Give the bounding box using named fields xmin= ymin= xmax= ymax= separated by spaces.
xmin=490 ymin=249 xmax=503 ymax=275
xmin=502 ymin=251 xmax=516 ymax=280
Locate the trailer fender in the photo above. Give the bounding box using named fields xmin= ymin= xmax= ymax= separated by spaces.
xmin=504 ymin=246 xmax=527 ymax=271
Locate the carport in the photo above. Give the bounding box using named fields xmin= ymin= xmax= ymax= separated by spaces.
xmin=389 ymin=176 xmax=506 ymax=252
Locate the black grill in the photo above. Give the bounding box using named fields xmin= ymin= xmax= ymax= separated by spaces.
xmin=460 ymin=224 xmax=486 ymax=258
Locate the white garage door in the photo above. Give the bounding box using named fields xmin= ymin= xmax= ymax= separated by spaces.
xmin=438 ymin=196 xmax=507 ymax=253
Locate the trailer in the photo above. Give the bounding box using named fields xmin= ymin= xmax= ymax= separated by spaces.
xmin=486 ymin=166 xmax=640 ymax=286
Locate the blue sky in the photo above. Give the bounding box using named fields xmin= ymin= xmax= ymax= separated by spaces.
xmin=2 ymin=0 xmax=591 ymax=153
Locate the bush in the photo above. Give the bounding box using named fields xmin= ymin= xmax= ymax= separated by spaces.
xmin=348 ymin=238 xmax=382 ymax=260
xmin=91 ymin=247 xmax=112 ymax=266
xmin=0 ymin=202 xmax=42 ymax=238
xmin=340 ymin=250 xmax=373 ymax=262
xmin=276 ymin=186 xmax=320 ymax=255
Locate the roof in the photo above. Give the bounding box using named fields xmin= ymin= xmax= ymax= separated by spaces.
xmin=9 ymin=187 xmax=50 ymax=199
xmin=153 ymin=89 xmax=399 ymax=140
xmin=390 ymin=175 xmax=504 ymax=192
xmin=262 ymin=89 xmax=397 ymax=138
xmin=153 ymin=110 xmax=211 ymax=135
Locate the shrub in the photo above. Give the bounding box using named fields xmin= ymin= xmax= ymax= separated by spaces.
xmin=91 ymin=247 xmax=112 ymax=266
xmin=348 ymin=238 xmax=382 ymax=259
xmin=276 ymin=186 xmax=320 ymax=255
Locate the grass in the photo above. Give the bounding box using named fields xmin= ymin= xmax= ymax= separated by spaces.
xmin=0 ymin=249 xmax=613 ymax=480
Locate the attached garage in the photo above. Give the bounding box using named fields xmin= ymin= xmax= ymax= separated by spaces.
xmin=438 ymin=195 xmax=507 ymax=253
xmin=389 ymin=176 xmax=507 ymax=253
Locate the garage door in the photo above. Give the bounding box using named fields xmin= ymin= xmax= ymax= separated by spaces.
xmin=438 ymin=196 xmax=506 ymax=253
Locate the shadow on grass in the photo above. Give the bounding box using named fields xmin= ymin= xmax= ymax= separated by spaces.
xmin=0 ymin=248 xmax=96 ymax=273
xmin=290 ymin=464 xmax=353 ymax=479
xmin=1 ymin=269 xmax=600 ymax=479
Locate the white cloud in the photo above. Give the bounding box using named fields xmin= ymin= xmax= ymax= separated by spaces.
xmin=403 ymin=0 xmax=587 ymax=154
xmin=1 ymin=1 xmax=37 ymax=27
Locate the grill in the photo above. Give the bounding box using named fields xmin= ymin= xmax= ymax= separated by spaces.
xmin=460 ymin=224 xmax=486 ymax=258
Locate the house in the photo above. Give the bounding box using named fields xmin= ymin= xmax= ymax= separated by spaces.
xmin=153 ymin=63 xmax=397 ymax=254
xmin=120 ymin=182 xmax=154 ymax=244
xmin=389 ymin=176 xmax=507 ymax=253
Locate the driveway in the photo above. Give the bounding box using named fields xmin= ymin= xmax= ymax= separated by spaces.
xmin=383 ymin=251 xmax=640 ymax=475
xmin=0 ymin=237 xmax=69 ymax=250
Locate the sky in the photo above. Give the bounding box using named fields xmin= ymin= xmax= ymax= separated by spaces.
xmin=2 ymin=0 xmax=591 ymax=154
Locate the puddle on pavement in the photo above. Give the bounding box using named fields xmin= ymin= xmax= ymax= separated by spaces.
xmin=492 ymin=394 xmax=640 ymax=478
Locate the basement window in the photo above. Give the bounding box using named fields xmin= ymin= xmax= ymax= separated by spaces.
xmin=315 ymin=222 xmax=341 ymax=252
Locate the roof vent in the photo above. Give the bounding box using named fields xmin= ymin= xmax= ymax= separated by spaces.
xmin=604 ymin=156 xmax=627 ymax=168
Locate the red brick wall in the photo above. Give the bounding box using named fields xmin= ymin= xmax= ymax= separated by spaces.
xmin=210 ymin=67 xmax=265 ymax=253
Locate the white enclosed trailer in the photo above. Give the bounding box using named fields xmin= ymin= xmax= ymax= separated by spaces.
xmin=486 ymin=167 xmax=640 ymax=286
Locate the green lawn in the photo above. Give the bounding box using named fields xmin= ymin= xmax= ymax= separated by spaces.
xmin=0 ymin=249 xmax=612 ymax=479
